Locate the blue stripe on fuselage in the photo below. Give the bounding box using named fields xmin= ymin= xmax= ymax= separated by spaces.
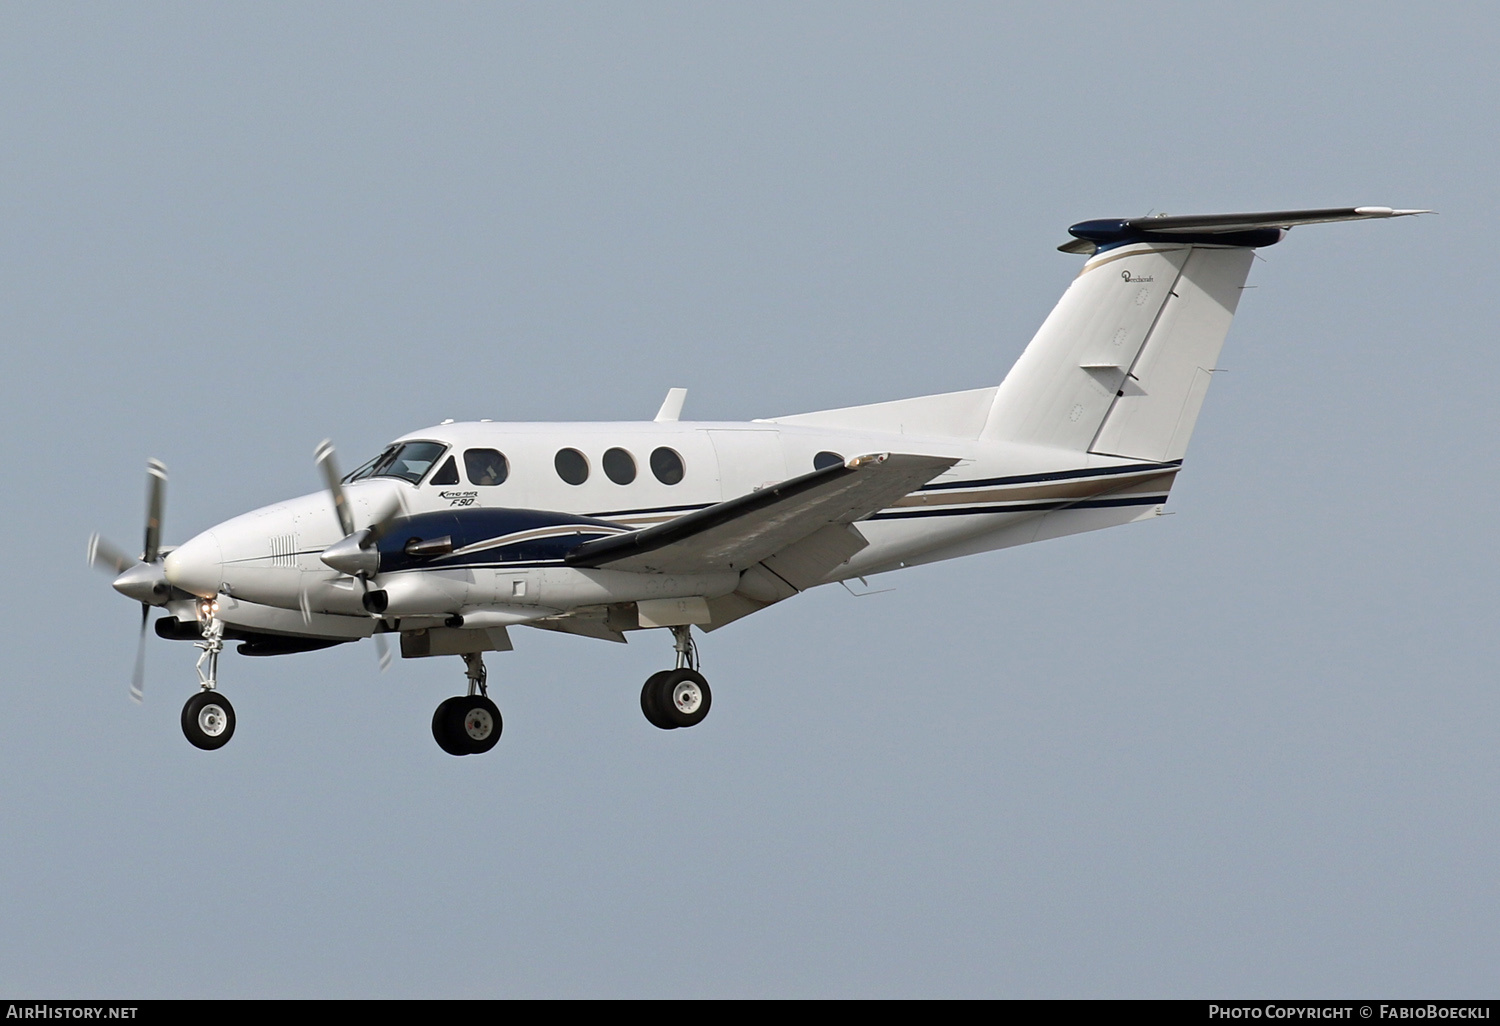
xmin=377 ymin=508 xmax=622 ymax=574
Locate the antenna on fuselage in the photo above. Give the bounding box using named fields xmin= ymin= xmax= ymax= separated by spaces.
xmin=654 ymin=388 xmax=687 ymax=422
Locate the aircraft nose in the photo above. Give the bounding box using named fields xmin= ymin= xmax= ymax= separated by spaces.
xmin=164 ymin=531 xmax=223 ymax=598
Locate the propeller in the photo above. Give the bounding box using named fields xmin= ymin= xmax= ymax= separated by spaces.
xmin=314 ymin=439 xmax=399 ymax=671
xmin=314 ymin=439 xmax=356 ymax=538
xmin=87 ymin=458 xmax=169 ymax=702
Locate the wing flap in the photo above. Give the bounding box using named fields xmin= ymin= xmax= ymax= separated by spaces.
xmin=567 ymin=453 xmax=957 ymax=574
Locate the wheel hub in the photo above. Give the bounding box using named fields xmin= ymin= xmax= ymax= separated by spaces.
xmin=463 ymin=708 xmax=494 ymax=741
xmin=198 ymin=703 xmax=228 ymax=737
xmin=671 ymin=681 xmax=701 ymax=714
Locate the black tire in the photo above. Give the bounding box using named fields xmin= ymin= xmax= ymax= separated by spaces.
xmin=431 ymin=696 xmax=468 ymax=756
xmin=443 ymin=694 xmax=502 ymax=755
xmin=640 ymin=670 xmax=677 ymax=730
xmin=181 ymin=691 xmax=236 ymax=751
xmin=660 ymin=669 xmax=711 ymax=729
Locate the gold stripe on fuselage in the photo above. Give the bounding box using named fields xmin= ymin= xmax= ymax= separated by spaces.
xmin=889 ymin=469 xmax=1178 ymax=510
xmin=597 ymin=467 xmax=1178 ymax=531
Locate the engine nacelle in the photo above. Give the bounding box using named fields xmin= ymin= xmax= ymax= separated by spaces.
xmin=370 ymin=566 xmax=740 ymax=619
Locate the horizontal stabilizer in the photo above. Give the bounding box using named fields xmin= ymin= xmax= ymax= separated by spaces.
xmin=568 ymin=453 xmax=957 ymax=574
xmin=1061 ymin=205 xmax=1430 ymax=253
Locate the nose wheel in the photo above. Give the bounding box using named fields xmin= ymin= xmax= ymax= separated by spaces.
xmin=182 ymin=690 xmax=236 ymax=750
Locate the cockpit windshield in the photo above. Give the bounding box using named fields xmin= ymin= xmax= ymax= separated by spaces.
xmin=344 ymin=441 xmax=448 ymax=485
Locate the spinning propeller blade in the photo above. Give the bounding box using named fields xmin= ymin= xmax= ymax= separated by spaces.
xmin=130 ymin=603 xmax=148 ymax=703
xmin=313 ymin=439 xmax=400 ymax=672
xmin=89 ymin=459 xmax=170 ymax=703
xmin=143 ymin=458 xmax=167 ymax=564
xmin=364 ymin=496 xmax=404 ymax=545
xmin=87 ymin=533 xmax=136 ymax=575
xmin=314 ymin=439 xmax=356 ymax=538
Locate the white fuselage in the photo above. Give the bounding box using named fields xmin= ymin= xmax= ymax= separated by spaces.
xmin=162 ymin=414 xmax=1175 ymax=641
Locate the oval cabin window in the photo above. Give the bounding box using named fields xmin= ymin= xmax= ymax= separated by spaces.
xmin=554 ymin=448 xmax=589 ymax=485
xmin=603 ymin=447 xmax=636 ymax=485
xmin=650 ymin=447 xmax=685 ymax=485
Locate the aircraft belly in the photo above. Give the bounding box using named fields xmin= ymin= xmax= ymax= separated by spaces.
xmin=841 ymin=510 xmax=1046 ymax=577
xmin=531 ymin=567 xmax=739 ymax=608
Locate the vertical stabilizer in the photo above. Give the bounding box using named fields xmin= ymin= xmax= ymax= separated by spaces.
xmin=982 ymin=206 xmax=1427 ymax=459
xmin=981 ymin=243 xmax=1205 ymax=451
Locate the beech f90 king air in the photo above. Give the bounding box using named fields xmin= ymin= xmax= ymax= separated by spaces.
xmin=88 ymin=206 xmax=1426 ymax=754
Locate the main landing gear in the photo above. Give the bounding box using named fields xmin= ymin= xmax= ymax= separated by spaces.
xmin=182 ymin=610 xmax=236 ymax=750
xmin=640 ymin=625 xmax=712 ymax=731
xmin=432 ymin=651 xmax=502 ymax=756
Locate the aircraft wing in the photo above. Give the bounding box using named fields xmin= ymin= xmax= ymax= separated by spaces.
xmin=567 ymin=452 xmax=958 ymax=575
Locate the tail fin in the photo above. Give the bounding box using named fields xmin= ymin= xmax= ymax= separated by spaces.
xmin=982 ymin=206 xmax=1427 ymax=461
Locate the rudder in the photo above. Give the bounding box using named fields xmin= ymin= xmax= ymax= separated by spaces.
xmin=1087 ymin=245 xmax=1253 ymax=462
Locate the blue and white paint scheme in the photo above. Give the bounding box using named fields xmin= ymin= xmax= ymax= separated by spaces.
xmin=88 ymin=205 xmax=1428 ymax=753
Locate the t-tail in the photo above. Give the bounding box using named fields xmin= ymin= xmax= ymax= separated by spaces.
xmin=980 ymin=207 xmax=1428 ymax=462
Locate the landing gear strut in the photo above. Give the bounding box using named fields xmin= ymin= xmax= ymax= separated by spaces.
xmin=432 ymin=651 xmax=502 ymax=756
xmin=640 ymin=625 xmax=712 ymax=730
xmin=182 ymin=605 xmax=236 ymax=750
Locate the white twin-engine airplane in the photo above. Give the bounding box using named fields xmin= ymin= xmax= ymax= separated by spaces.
xmin=89 ymin=206 xmax=1425 ymax=754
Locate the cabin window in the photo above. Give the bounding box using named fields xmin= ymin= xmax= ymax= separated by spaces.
xmin=650 ymin=447 xmax=685 ymax=485
xmin=429 ymin=456 xmax=460 ymax=486
xmin=603 ymin=448 xmax=636 ymax=485
xmin=464 ymin=448 xmax=509 ymax=486
xmin=813 ymin=451 xmax=844 ymax=471
xmin=346 ymin=441 xmax=448 ymax=485
xmin=554 ymin=448 xmax=589 ymax=485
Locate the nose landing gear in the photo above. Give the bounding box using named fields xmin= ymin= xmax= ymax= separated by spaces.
xmin=182 ymin=605 xmax=237 ymax=751
xmin=640 ymin=626 xmax=712 ymax=730
xmin=432 ymin=651 xmax=503 ymax=756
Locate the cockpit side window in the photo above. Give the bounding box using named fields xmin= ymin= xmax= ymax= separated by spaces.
xmin=429 ymin=456 xmax=460 ymax=486
xmin=346 ymin=441 xmax=449 ymax=485
xmin=464 ymin=449 xmax=509 ymax=486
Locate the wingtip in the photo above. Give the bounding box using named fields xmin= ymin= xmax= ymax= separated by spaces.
xmin=1355 ymin=206 xmax=1435 ymax=218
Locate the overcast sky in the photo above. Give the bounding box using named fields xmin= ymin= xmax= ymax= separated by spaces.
xmin=2 ymin=3 xmax=1495 ymax=997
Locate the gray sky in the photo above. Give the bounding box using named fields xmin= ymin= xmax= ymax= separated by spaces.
xmin=2 ymin=2 xmax=1495 ymax=997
